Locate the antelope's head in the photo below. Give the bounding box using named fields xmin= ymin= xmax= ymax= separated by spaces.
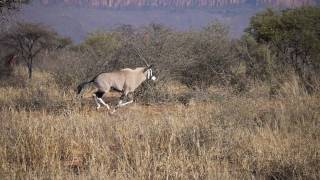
xmin=144 ymin=65 xmax=157 ymax=81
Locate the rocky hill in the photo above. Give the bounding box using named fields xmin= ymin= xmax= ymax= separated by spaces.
xmin=40 ymin=0 xmax=316 ymax=8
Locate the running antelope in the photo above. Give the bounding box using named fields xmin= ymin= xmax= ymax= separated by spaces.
xmin=77 ymin=65 xmax=156 ymax=110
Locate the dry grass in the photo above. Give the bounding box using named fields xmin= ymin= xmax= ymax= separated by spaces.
xmin=0 ymin=68 xmax=319 ymax=179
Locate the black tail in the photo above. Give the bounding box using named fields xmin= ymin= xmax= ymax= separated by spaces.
xmin=77 ymin=79 xmax=94 ymax=94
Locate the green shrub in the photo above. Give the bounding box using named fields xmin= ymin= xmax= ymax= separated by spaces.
xmin=246 ymin=7 xmax=320 ymax=92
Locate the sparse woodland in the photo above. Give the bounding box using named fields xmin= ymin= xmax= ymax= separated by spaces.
xmin=0 ymin=6 xmax=319 ymax=180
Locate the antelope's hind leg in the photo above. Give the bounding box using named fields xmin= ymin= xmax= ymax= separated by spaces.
xmin=93 ymin=91 xmax=110 ymax=110
xmin=93 ymin=94 xmax=101 ymax=109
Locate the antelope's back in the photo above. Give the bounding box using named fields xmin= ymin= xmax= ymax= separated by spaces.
xmin=94 ymin=72 xmax=125 ymax=90
xmin=121 ymin=67 xmax=146 ymax=90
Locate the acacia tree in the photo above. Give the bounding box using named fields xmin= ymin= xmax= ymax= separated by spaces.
xmin=0 ymin=22 xmax=58 ymax=79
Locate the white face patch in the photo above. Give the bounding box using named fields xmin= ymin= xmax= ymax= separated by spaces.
xmin=147 ymin=69 xmax=151 ymax=79
xmin=146 ymin=68 xmax=156 ymax=81
xmin=146 ymin=69 xmax=152 ymax=80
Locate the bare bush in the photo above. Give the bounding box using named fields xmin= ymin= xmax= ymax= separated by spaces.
xmin=68 ymin=22 xmax=242 ymax=103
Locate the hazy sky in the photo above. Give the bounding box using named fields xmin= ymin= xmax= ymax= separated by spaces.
xmin=17 ymin=2 xmax=263 ymax=42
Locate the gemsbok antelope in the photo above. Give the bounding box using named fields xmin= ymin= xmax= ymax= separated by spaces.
xmin=77 ymin=65 xmax=156 ymax=110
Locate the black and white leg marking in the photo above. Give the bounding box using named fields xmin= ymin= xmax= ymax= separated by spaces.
xmin=117 ymin=92 xmax=133 ymax=108
xmin=93 ymin=94 xmax=101 ymax=109
xmin=93 ymin=91 xmax=110 ymax=110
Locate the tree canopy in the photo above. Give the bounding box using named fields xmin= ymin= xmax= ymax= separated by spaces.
xmin=246 ymin=6 xmax=320 ymax=91
xmin=0 ymin=0 xmax=29 ymax=13
xmin=0 ymin=22 xmax=60 ymax=79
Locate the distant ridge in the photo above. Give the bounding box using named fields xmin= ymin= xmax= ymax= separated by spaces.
xmin=39 ymin=0 xmax=317 ymax=8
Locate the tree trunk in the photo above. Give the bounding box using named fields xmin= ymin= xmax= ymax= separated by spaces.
xmin=28 ymin=64 xmax=32 ymax=79
xmin=27 ymin=58 xmax=33 ymax=79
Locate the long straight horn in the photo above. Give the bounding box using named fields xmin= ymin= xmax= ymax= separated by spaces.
xmin=134 ymin=47 xmax=149 ymax=67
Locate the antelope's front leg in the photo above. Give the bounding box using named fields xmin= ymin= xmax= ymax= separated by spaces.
xmin=116 ymin=93 xmax=132 ymax=108
xmin=116 ymin=94 xmax=125 ymax=108
xmin=118 ymin=92 xmax=134 ymax=107
xmin=119 ymin=100 xmax=133 ymax=107
xmin=117 ymin=94 xmax=124 ymax=107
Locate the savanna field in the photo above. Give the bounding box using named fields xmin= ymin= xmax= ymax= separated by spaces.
xmin=0 ymin=6 xmax=320 ymax=180
xmin=0 ymin=66 xmax=319 ymax=179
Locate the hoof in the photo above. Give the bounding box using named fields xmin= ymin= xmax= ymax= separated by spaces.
xmin=110 ymin=109 xmax=116 ymax=114
xmin=107 ymin=110 xmax=115 ymax=115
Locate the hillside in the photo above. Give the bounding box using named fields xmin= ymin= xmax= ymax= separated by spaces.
xmin=40 ymin=0 xmax=316 ymax=8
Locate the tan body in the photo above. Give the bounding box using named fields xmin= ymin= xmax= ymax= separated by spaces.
xmin=94 ymin=68 xmax=147 ymax=95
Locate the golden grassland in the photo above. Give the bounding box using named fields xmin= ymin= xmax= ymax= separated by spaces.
xmin=0 ymin=67 xmax=319 ymax=179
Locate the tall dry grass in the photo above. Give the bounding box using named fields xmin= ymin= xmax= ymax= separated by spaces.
xmin=0 ymin=68 xmax=319 ymax=179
